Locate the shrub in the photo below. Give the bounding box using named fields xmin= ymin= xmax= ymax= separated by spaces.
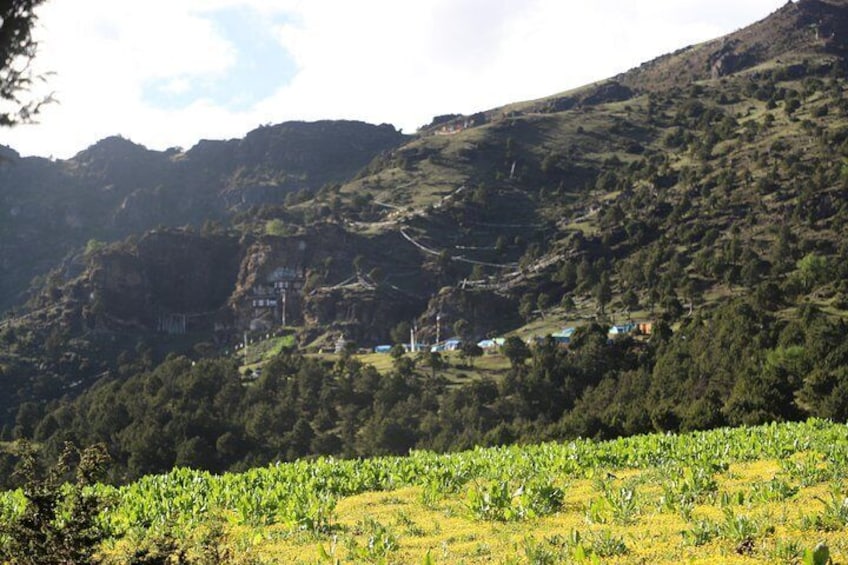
xmin=0 ymin=442 xmax=111 ymax=565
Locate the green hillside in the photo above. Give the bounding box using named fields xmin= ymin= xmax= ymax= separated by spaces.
xmin=2 ymin=420 xmax=847 ymax=563
xmin=3 ymin=0 xmax=848 ymax=506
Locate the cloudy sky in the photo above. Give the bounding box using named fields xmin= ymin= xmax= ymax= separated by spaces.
xmin=3 ymin=0 xmax=788 ymax=159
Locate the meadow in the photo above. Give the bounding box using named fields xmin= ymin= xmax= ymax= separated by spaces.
xmin=3 ymin=419 xmax=845 ymax=564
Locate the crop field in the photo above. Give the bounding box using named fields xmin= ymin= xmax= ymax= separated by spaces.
xmin=2 ymin=420 xmax=848 ymax=563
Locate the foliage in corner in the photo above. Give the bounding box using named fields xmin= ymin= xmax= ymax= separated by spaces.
xmin=0 ymin=441 xmax=111 ymax=565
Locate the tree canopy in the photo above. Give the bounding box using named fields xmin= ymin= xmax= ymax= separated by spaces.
xmin=1 ymin=0 xmax=50 ymax=126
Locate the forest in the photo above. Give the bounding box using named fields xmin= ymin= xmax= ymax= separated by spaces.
xmin=4 ymin=294 xmax=847 ymax=487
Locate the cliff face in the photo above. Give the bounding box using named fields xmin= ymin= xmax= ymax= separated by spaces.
xmin=68 ymin=224 xmax=430 ymax=343
xmin=81 ymin=231 xmax=243 ymax=332
xmin=226 ymin=224 xmax=433 ymax=341
xmin=229 ymin=237 xmax=311 ymax=331
xmin=304 ymin=285 xmax=425 ymax=345
xmin=88 ymin=250 xmax=151 ymax=328
xmin=136 ymin=231 xmax=242 ymax=314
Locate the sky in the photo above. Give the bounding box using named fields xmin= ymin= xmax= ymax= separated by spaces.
xmin=2 ymin=0 xmax=789 ymax=159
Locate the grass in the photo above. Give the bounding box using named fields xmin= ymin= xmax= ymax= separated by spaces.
xmin=355 ymin=351 xmax=395 ymax=372
xmin=0 ymin=441 xmax=18 ymax=454
xmin=69 ymin=420 xmax=848 ymax=564
xmin=354 ymin=350 xmax=511 ymax=381
xmin=239 ymin=333 xmax=297 ymax=371
xmin=515 ymin=316 xmax=569 ymax=340
xmin=370 ymin=463 xmax=828 ymax=562
xmin=164 ymin=458 xmax=847 ymax=564
xmin=561 ymin=220 xmax=599 ymax=236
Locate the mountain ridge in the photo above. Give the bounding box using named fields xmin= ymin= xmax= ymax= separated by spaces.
xmin=0 ymin=120 xmax=407 ymax=312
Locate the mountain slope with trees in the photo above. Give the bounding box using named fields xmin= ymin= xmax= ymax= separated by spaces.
xmin=0 ymin=121 xmax=406 ymax=312
xmin=3 ymin=0 xmax=848 ymax=482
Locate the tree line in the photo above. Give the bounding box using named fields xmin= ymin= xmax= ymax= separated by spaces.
xmin=3 ymin=296 xmax=847 ymax=486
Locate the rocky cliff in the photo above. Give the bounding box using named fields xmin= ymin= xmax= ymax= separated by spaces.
xmin=0 ymin=120 xmax=407 ymax=313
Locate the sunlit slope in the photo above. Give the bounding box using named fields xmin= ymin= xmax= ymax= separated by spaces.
xmin=3 ymin=420 xmax=843 ymax=563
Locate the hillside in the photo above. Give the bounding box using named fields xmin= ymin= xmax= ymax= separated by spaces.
xmin=2 ymin=420 xmax=847 ymax=564
xmin=0 ymin=120 xmax=406 ymax=312
xmin=2 ymin=0 xmax=848 ymax=482
xmin=618 ymin=0 xmax=848 ymax=91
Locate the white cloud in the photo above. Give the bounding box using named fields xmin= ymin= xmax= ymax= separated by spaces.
xmin=160 ymin=77 xmax=192 ymax=95
xmin=3 ymin=0 xmax=789 ymax=158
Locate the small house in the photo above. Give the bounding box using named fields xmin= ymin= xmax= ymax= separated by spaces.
xmin=550 ymin=327 xmax=576 ymax=346
xmin=608 ymin=323 xmax=636 ymax=336
xmin=477 ymin=337 xmax=505 ymax=350
xmin=431 ymin=339 xmax=461 ymax=352
xmin=444 ymin=338 xmax=462 ymax=351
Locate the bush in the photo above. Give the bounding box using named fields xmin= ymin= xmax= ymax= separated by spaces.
xmin=0 ymin=442 xmax=111 ymax=565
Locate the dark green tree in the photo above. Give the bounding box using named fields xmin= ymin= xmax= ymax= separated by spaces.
xmin=418 ymin=351 xmax=445 ymax=379
xmin=0 ymin=442 xmax=111 ymax=565
xmin=577 ymin=257 xmax=598 ymax=291
xmin=536 ymin=293 xmax=552 ymax=317
xmin=622 ymin=288 xmax=639 ymax=313
xmin=1 ymin=0 xmax=51 ymax=126
xmin=389 ymin=343 xmax=406 ymax=360
xmin=461 ymin=342 xmax=484 ymax=367
xmin=555 ymin=261 xmax=578 ymax=292
xmin=797 ymin=367 xmax=848 ymax=420
xmin=594 ymin=273 xmax=612 ymax=315
xmin=518 ymin=293 xmax=536 ymax=321
xmin=501 ymin=336 xmax=530 ymax=369
xmin=390 ymin=320 xmax=411 ymax=345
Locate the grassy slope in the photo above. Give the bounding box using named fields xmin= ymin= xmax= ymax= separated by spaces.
xmin=267 ymin=459 xmax=835 ymax=564
xmin=70 ymin=419 xmax=848 ymax=564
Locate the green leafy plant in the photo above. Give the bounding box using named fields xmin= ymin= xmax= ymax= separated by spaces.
xmin=419 ymin=465 xmax=472 ymax=507
xmin=802 ymin=542 xmax=831 ymax=565
xmin=524 ymin=479 xmax=565 ymax=517
xmin=780 ymin=452 xmax=831 ymax=487
xmin=602 ymin=484 xmax=640 ymax=525
xmin=346 ymin=518 xmax=399 ymax=564
xmin=584 ymin=496 xmax=608 ymax=524
xmin=520 ymin=535 xmax=562 ymax=565
xmin=466 ymin=478 xmax=563 ymax=522
xmin=719 ymin=508 xmax=773 ymax=554
xmin=802 ymin=487 xmax=848 ymax=531
xmin=771 ymin=538 xmax=804 ymax=563
xmin=748 ymin=477 xmax=799 ymax=503
xmin=317 ymin=540 xmax=341 ymax=565
xmin=661 ymin=464 xmax=718 ymax=512
xmin=467 ymin=480 xmax=522 ymax=522
xmin=587 ymin=530 xmax=628 ymax=558
xmin=393 ymin=509 xmax=426 ymax=537
xmin=682 ymin=519 xmax=721 ymax=547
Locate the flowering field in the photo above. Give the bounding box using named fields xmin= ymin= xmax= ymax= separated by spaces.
xmin=3 ymin=419 xmax=847 ymax=563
